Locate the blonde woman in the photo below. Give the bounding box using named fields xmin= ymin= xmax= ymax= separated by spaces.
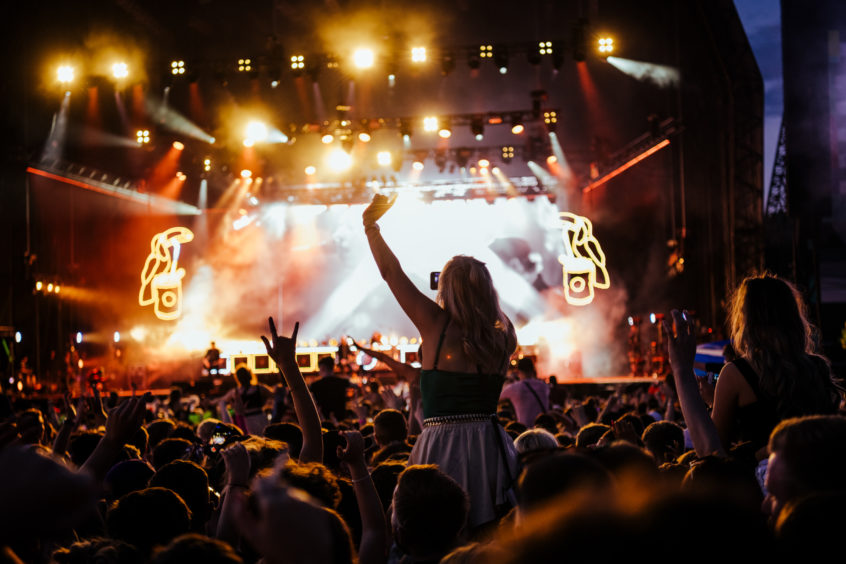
xmin=363 ymin=194 xmax=518 ymax=529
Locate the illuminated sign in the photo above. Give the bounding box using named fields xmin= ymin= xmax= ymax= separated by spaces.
xmin=139 ymin=227 xmax=194 ymax=320
xmin=558 ymin=212 xmax=609 ymax=306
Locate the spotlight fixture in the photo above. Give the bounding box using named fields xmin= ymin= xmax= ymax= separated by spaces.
xmin=171 ymin=60 xmax=185 ymax=75
xmin=422 ymin=116 xmax=438 ymax=132
xmin=470 ymin=116 xmax=485 ymax=141
xmin=326 ymin=148 xmax=353 ymax=172
xmin=479 ymin=44 xmax=493 ymax=59
xmin=321 ymin=133 xmax=334 ymax=144
xmin=203 ymin=158 xmax=211 ymax=172
xmin=547 ymin=155 xmax=558 ymax=165
xmin=539 ymin=41 xmax=553 ymax=55
xmin=493 ymin=46 xmax=509 ymax=74
xmin=112 ymin=62 xmax=129 ymax=80
xmin=136 ymin=129 xmax=150 ymax=145
xmin=377 ymin=151 xmax=392 ymax=167
xmin=412 ymin=160 xmax=424 ymax=171
xmin=305 ymin=165 xmax=316 ymax=175
xmin=172 ymin=141 xmax=185 ymax=151
xmin=57 ymin=65 xmax=74 ymax=84
xmin=358 ymin=131 xmax=371 ymax=142
xmin=598 ymin=37 xmax=614 ymax=55
xmin=411 ymin=46 xmax=427 ymax=63
xmin=510 ymin=114 xmax=525 ymax=135
xmin=245 ymin=120 xmax=269 ymax=144
xmin=237 ymin=58 xmax=253 ymax=72
xmin=241 ymin=169 xmax=253 ymax=179
xmin=352 ymin=48 xmax=375 ymax=69
xmin=290 ymin=55 xmax=305 ymax=70
xmin=478 ymin=158 xmax=490 ymax=168
xmin=501 ymin=146 xmax=515 ymax=163
xmin=438 ymin=118 xmax=452 ymax=139
xmin=544 ymin=110 xmax=558 ymax=132
xmin=35 ymin=281 xmax=43 ymax=291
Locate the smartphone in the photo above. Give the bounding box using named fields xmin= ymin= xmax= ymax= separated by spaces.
xmin=430 ymin=271 xmax=440 ymax=290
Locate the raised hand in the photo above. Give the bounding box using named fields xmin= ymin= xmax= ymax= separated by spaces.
xmin=380 ymin=387 xmax=405 ymax=411
xmin=222 ymin=441 xmax=251 ymax=487
xmin=103 ymin=396 xmax=147 ymax=446
xmin=663 ymin=309 xmax=696 ymax=373
xmin=362 ymin=192 xmax=397 ymax=227
xmin=261 ymin=317 xmax=299 ymax=367
xmin=336 ymin=430 xmax=366 ymax=469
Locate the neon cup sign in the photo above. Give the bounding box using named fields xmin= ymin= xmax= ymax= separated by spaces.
xmin=558 ymin=212 xmax=609 ymax=306
xmin=139 ymin=227 xmax=194 ymax=320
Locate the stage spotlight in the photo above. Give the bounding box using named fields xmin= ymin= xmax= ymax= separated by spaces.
xmin=598 ymin=37 xmax=615 ymax=55
xmin=204 ymin=158 xmax=211 ymax=172
xmin=479 ymin=44 xmax=493 ymax=59
xmin=14 ymin=331 xmax=21 ymax=344
xmin=494 ymin=46 xmax=509 ymax=74
xmin=411 ymin=46 xmax=427 ymax=63
xmin=55 ymin=285 xmax=60 ymax=293
xmin=176 ymin=171 xmax=187 ymax=181
xmin=511 ymin=114 xmax=525 ymax=135
xmin=353 ymin=48 xmax=375 ymax=69
xmin=237 ymin=58 xmax=252 ymax=72
xmin=35 ymin=281 xmax=43 ymax=291
xmin=241 ymin=169 xmax=253 ymax=179
xmin=114 ymin=331 xmax=121 ymax=343
xmin=136 ymin=129 xmax=150 ymax=144
xmin=305 ymin=165 xmax=316 ymax=175
xmin=57 ymin=65 xmax=74 ymax=84
xmin=326 ymin=148 xmax=353 ymax=172
xmin=478 ymin=158 xmax=490 ymax=168
xmin=539 ymin=41 xmax=553 ymax=55
xmin=377 ymin=151 xmax=392 ymax=167
xmin=544 ymin=110 xmax=558 ymax=132
xmin=47 ymin=283 xmax=54 ymax=293
xmin=423 ymin=116 xmax=438 ymax=132
xmin=547 ymin=155 xmax=558 ymax=164
xmin=501 ymin=145 xmax=514 ymax=163
xmin=112 ymin=62 xmax=129 ymax=80
xmin=649 ymin=313 xmax=657 ymax=324
xmin=172 ymin=141 xmax=185 ymax=151
xmin=412 ymin=160 xmax=424 ymax=171
xmin=290 ymin=55 xmax=305 ymax=70
xmin=76 ymin=332 xmax=82 ymax=344
xmin=438 ymin=118 xmax=452 ymax=139
xmin=358 ymin=131 xmax=371 ymax=142
xmin=471 ymin=117 xmax=484 ymax=141
xmin=171 ymin=60 xmax=186 ymax=75
xmin=321 ymin=133 xmax=334 ymax=144
xmin=245 ymin=120 xmax=269 ymax=144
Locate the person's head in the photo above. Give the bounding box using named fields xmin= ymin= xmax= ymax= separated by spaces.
xmin=517 ymin=452 xmax=613 ymax=514
xmin=764 ymin=415 xmax=846 ymax=519
xmin=642 ymin=421 xmax=684 ymax=464
xmin=152 ymin=438 xmax=195 ymax=470
xmin=107 ymin=487 xmax=192 ymax=557
xmin=533 ymin=413 xmax=558 ymax=435
xmin=729 ymin=273 xmax=837 ymax=418
xmin=146 ymin=419 xmax=177 ymax=449
xmin=373 ymin=409 xmax=407 ymax=446
xmin=149 ymin=461 xmax=211 ymax=531
xmin=775 ymin=493 xmax=846 ymax=560
xmin=317 ymin=356 xmax=335 ymax=377
xmin=210 ymin=341 xmax=216 ymax=349
xmin=281 ymin=462 xmax=342 ymax=509
xmin=436 ymin=255 xmax=516 ymax=366
xmin=196 ymin=419 xmax=223 ymax=444
xmin=17 ymin=409 xmax=45 ymax=445
xmin=234 ymin=365 xmax=253 ymax=387
xmin=514 ymin=428 xmax=559 ymax=455
xmin=370 ymin=461 xmax=405 ymax=512
xmin=151 ymin=533 xmax=242 ymax=564
xmin=516 ymin=357 xmax=536 ymax=379
xmin=104 ymin=459 xmax=155 ymax=503
xmin=68 ymin=430 xmax=105 ymax=467
xmin=52 ymin=537 xmax=141 ymax=564
xmin=575 ymin=423 xmax=611 ymax=449
xmin=263 ymin=422 xmax=303 ymax=459
xmin=392 ymin=465 xmax=469 ymax=560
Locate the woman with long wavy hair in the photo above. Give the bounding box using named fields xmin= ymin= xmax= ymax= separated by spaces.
xmin=362 ymin=194 xmax=518 ymax=530
xmin=710 ymin=273 xmax=840 ymax=455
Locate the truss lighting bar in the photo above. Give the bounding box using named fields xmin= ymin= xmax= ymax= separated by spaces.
xmin=582 ymin=139 xmax=671 ymax=194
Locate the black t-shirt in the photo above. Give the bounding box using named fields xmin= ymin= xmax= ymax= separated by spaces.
xmin=309 ymin=376 xmax=351 ymax=420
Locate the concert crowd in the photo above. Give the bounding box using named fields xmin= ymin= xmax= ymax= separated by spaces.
xmin=1 ymin=197 xmax=844 ymax=564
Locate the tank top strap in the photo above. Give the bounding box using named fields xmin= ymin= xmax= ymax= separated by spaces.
xmin=432 ymin=317 xmax=450 ymax=371
xmin=732 ymin=358 xmax=762 ymax=397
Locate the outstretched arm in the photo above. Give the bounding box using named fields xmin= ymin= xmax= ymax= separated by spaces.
xmin=363 ymin=195 xmax=442 ymax=333
xmin=262 ymin=318 xmax=323 ymax=464
xmin=663 ymin=310 xmax=726 ymax=458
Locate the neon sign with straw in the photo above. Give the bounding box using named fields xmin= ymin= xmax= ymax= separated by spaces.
xmin=139 ymin=227 xmax=194 ymax=320
xmin=558 ymin=212 xmax=609 ymax=306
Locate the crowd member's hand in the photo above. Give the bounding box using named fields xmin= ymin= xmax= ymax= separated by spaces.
xmin=612 ymin=418 xmax=640 ymax=445
xmin=352 ymin=401 xmax=369 ymax=422
xmin=233 ymin=476 xmax=336 ymax=564
xmin=336 ymin=430 xmax=366 ymax=470
xmin=697 ymin=375 xmax=716 ymax=408
xmin=103 ymin=396 xmax=147 ymax=446
xmin=663 ymin=310 xmax=696 ymax=373
xmin=261 ymin=318 xmax=298 ymax=367
xmin=222 ymin=442 xmax=251 ymax=487
xmin=362 ymin=193 xmax=397 ymax=226
xmin=92 ymin=387 xmax=108 ymax=426
xmin=380 ymin=387 xmax=404 ymax=411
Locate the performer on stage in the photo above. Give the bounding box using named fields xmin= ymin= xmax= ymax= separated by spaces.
xmin=203 ymin=341 xmax=224 ymax=374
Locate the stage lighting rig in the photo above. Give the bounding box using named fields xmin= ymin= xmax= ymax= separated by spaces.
xmin=544 ymin=110 xmax=558 ymax=132
xmin=598 ymin=37 xmax=614 ymax=55
xmin=305 ymin=165 xmax=316 ymax=175
xmin=353 ymin=48 xmax=375 ymax=69
xmin=479 ymin=44 xmax=493 ymax=59
xmin=377 ymin=151 xmax=392 ymax=167
xmin=112 ymin=62 xmax=129 ymax=80
xmin=204 ymin=158 xmax=211 ymax=172
xmin=438 ymin=118 xmax=452 ymax=139
xmin=171 ymin=60 xmax=185 ymax=75
xmin=510 ymin=114 xmax=525 ymax=135
xmin=423 ymin=116 xmax=438 ymax=133
xmin=237 ymin=58 xmax=253 ymax=72
xmin=411 ymin=46 xmax=427 ymax=63
xmin=57 ymin=65 xmax=74 ymax=84
xmin=136 ymin=130 xmax=150 ymax=145
xmin=471 ymin=117 xmax=485 ymax=141
xmin=501 ymin=146 xmax=515 ymax=163
xmin=494 ymin=46 xmax=509 ymax=74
